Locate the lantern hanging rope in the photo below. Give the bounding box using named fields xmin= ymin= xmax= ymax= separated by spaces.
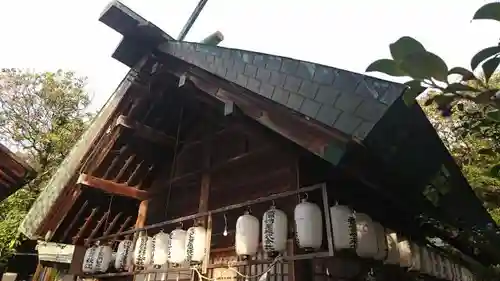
xmin=189 ymin=255 xmax=282 ymax=281
xmin=105 ymin=195 xmax=114 ymax=230
xmin=164 ymin=106 xmax=184 ymax=219
xmin=223 ymin=213 xmax=228 ymax=237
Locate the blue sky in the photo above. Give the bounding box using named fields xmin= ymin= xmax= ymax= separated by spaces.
xmin=0 ymin=0 xmax=497 ymax=111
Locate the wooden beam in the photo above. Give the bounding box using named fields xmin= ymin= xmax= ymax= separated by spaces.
xmin=197 ymin=135 xmax=212 ymax=225
xmin=0 ymin=143 xmax=36 ymax=176
xmin=135 ymin=200 xmax=148 ymax=228
xmin=77 ymin=173 xmax=148 ymax=200
xmin=0 ymin=169 xmax=17 ymax=185
xmin=116 ymin=115 xmax=175 ymax=146
xmin=130 ymin=199 xmax=148 ymax=272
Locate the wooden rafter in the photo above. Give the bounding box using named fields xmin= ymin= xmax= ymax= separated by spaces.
xmin=126 ymin=161 xmax=144 ymax=186
xmin=85 ymin=211 xmax=110 ymax=245
xmin=73 ymin=207 xmax=99 ymax=244
xmin=77 ymin=173 xmax=148 ymax=200
xmin=61 ymin=200 xmax=89 ymax=242
xmin=115 ymin=115 xmax=176 ymax=146
xmin=102 ymin=145 xmax=130 ymax=179
xmin=111 ymin=216 xmax=133 ymax=243
xmin=115 ymin=154 xmax=136 ymax=182
xmin=87 ymin=126 xmax=123 ymax=175
xmin=103 ymin=212 xmax=123 ymax=237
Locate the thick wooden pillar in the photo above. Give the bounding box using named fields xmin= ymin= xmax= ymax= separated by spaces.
xmin=198 ymin=133 xmax=212 ymax=274
xmin=197 ymin=133 xmax=212 ymax=224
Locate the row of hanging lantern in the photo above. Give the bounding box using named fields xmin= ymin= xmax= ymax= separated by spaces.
xmin=81 ymin=196 xmax=476 ymax=281
xmin=328 ymin=203 xmax=476 ymax=281
xmin=82 ymin=195 xmax=323 ymax=274
xmin=82 ymin=222 xmax=208 ymax=274
xmin=235 ymin=195 xmax=324 ymax=258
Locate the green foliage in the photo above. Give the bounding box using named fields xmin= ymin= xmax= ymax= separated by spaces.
xmin=366 ymin=2 xmax=500 ymax=117
xmin=367 ymin=2 xmax=500 ymax=181
xmin=421 ymin=100 xmax=500 ymax=279
xmin=0 ymin=69 xmax=94 ymax=265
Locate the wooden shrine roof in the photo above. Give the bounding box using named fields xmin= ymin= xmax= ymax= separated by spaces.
xmin=0 ymin=143 xmax=36 ymax=201
xmin=18 ymin=0 xmax=500 ymax=268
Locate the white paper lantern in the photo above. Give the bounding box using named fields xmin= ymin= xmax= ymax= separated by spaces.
xmin=82 ymin=245 xmax=98 ymax=274
xmin=94 ymin=245 xmax=113 ymax=272
xmin=373 ymin=222 xmax=387 ymax=261
xmin=115 ymin=240 xmax=133 ymax=271
xmin=152 ymin=230 xmax=170 ymax=267
xmin=354 ymin=213 xmax=378 ymax=258
xmin=262 ymin=205 xmax=288 ymax=255
xmin=294 ymin=199 xmax=323 ymax=249
xmin=453 ymin=263 xmax=462 ymax=281
xmin=168 ymin=228 xmax=187 ymax=264
xmin=134 ymin=234 xmax=153 ymax=267
xmin=420 ymin=246 xmax=433 ymax=275
xmin=432 ymin=251 xmax=440 ymax=278
xmin=462 ymin=267 xmax=472 ymax=281
xmin=437 ymin=255 xmax=447 ymax=280
xmin=236 ymin=211 xmax=259 ymax=256
xmin=450 ymin=263 xmax=457 ymax=281
xmin=409 ymin=243 xmax=421 ymax=271
xmin=444 ymin=258 xmax=454 ymax=281
xmin=429 ymin=251 xmax=442 ymax=278
xmin=384 ymin=229 xmax=399 ymax=265
xmin=329 ymin=205 xmax=356 ymax=250
xmin=397 ymin=237 xmax=412 ymax=268
xmin=185 ymin=225 xmax=207 ymax=263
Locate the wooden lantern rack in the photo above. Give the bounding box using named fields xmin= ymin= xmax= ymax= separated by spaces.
xmin=82 ymin=183 xmax=335 ymax=278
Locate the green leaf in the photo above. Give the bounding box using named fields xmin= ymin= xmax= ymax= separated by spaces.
xmin=471 ymin=46 xmax=500 ymax=70
xmin=482 ymin=56 xmax=500 ymax=82
xmin=434 ymin=94 xmax=455 ymax=108
xmin=403 ymin=80 xmax=426 ymax=106
xmin=366 ymin=59 xmax=407 ymax=77
xmin=486 ymin=109 xmax=500 ymax=122
xmin=400 ymin=51 xmax=448 ymax=82
xmin=478 ymin=148 xmax=496 ymax=156
xmin=448 ymin=67 xmax=476 ymax=81
xmin=473 ymin=2 xmax=500 ymax=22
xmin=490 ymin=163 xmax=500 ymax=178
xmin=472 ymin=90 xmax=496 ymax=104
xmin=445 ymin=83 xmax=481 ymax=93
xmin=423 ymin=98 xmax=434 ymax=106
xmin=389 ymin=36 xmax=426 ymax=62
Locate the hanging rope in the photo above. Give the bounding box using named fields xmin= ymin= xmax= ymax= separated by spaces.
xmin=105 ymin=195 xmax=115 ymax=231
xmin=164 ymin=106 xmax=184 ymax=219
xmin=190 ymin=254 xmax=282 ymax=281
